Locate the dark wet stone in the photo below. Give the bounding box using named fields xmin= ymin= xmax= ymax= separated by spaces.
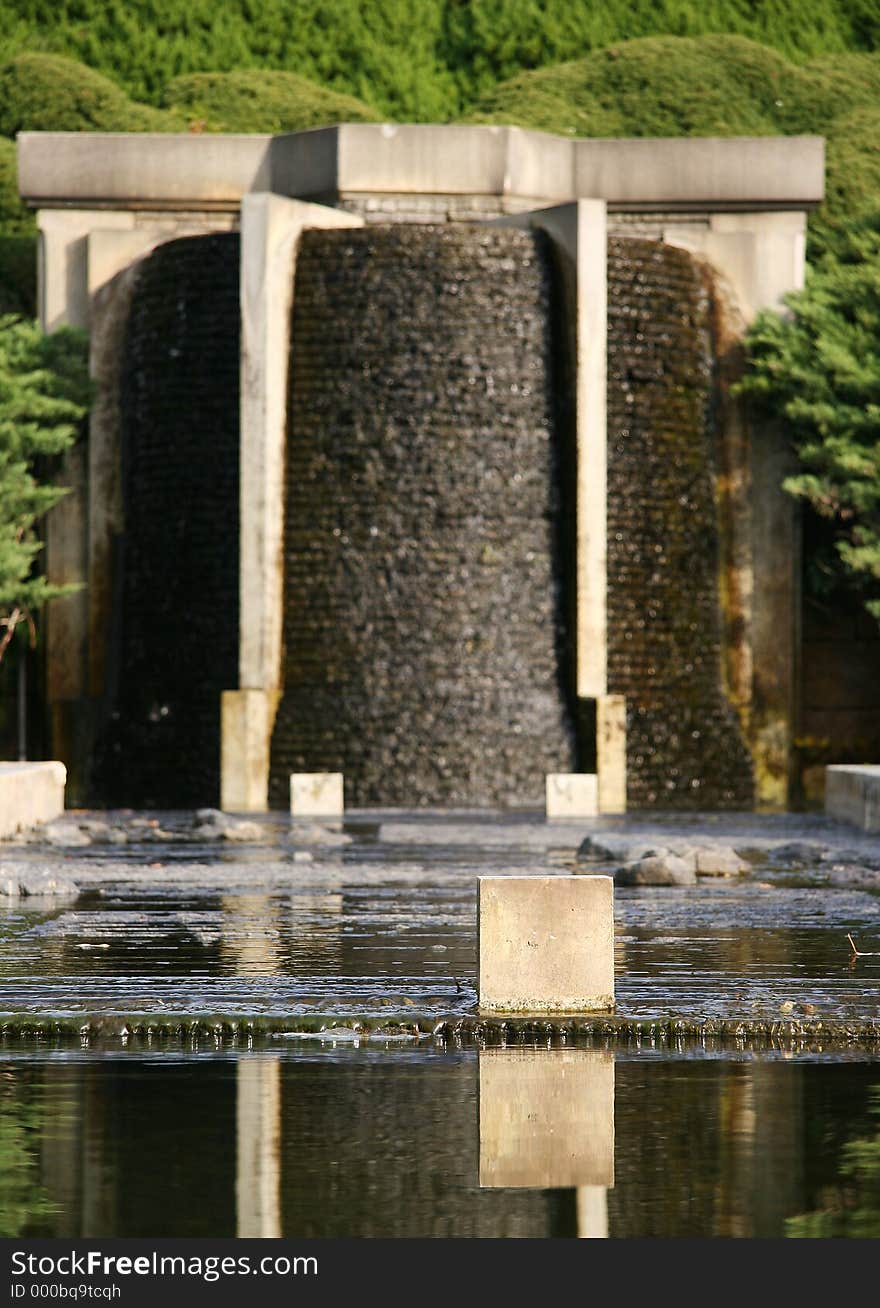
xmin=615 ymin=853 xmax=697 ymax=886
xmin=771 ymin=841 xmax=829 ymax=864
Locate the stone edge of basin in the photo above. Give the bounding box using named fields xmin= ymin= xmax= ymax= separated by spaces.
xmin=3 ymin=1012 xmax=879 ymax=1051
xmin=0 ymin=761 xmax=66 ymax=839
xmin=826 ymin=765 xmax=880 ymax=833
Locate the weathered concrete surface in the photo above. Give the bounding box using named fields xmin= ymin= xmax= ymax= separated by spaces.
xmin=546 ymin=774 xmax=598 ymax=819
xmin=20 ymin=129 xmax=824 ymax=212
xmin=494 ymin=200 xmax=607 ymax=700
xmin=597 ymin=694 xmax=626 ymax=814
xmin=479 ymin=1049 xmax=614 ymax=1188
xmin=221 ymin=690 xmax=278 ymax=813
xmin=826 ymin=765 xmax=880 ymax=833
xmin=290 ymin=772 xmax=344 ymax=817
xmin=0 ymin=762 xmax=66 ymax=838
xmin=479 ymin=875 xmax=614 ymax=1013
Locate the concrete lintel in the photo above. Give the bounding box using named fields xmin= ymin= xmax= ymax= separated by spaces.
xmin=574 ymin=135 xmax=824 ymax=209
xmin=20 ymin=132 xmax=273 ymax=209
xmin=37 ymin=209 xmax=136 ymax=331
xmin=478 ymin=875 xmax=614 ymax=1014
xmin=0 ymin=762 xmax=66 ymax=838
xmin=495 ymin=200 xmax=607 ymax=697
xmin=238 ymin=194 xmax=363 ymax=698
xmin=20 ymin=128 xmax=825 ymax=213
xmin=825 ymin=765 xmax=880 ymax=833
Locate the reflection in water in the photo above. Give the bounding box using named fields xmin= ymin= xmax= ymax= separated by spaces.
xmin=237 ymin=1058 xmax=281 ymax=1238
xmin=0 ymin=1049 xmax=877 ymax=1237
xmin=479 ymin=1050 xmax=614 ymax=1190
xmin=787 ymin=1086 xmax=880 ymax=1237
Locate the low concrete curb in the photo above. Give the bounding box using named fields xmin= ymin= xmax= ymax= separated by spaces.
xmin=826 ymin=764 xmax=880 ymax=832
xmin=0 ymin=761 xmax=66 ymax=838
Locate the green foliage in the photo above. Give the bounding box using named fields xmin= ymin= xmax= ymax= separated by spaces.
xmin=468 ymin=35 xmax=880 ymax=256
xmin=0 ymin=316 xmax=89 ymax=655
xmin=740 ymin=212 xmax=880 ymax=622
xmin=0 ymin=53 xmax=180 ymax=137
xmin=165 ymin=69 xmax=378 ymax=134
xmin=0 ymin=1 xmax=877 ymax=122
xmin=787 ymin=1087 xmax=880 ymax=1237
xmin=0 ymin=1086 xmax=55 ymax=1237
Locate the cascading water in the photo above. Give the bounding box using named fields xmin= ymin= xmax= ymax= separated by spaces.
xmin=268 ymin=225 xmax=578 ymax=808
xmin=606 ymin=236 xmax=754 ymax=808
xmin=98 ymin=233 xmax=241 ymax=807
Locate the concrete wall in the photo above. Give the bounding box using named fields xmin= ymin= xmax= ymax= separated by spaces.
xmin=0 ymin=761 xmax=66 ymax=837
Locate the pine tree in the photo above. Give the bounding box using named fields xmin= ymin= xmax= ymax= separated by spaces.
xmin=0 ymin=317 xmax=89 ymax=660
xmin=740 ymin=211 xmax=880 ymax=622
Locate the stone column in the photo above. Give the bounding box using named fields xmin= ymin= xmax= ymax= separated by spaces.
xmin=221 ymin=195 xmax=363 ymax=812
xmin=236 ymin=1057 xmax=282 ymax=1238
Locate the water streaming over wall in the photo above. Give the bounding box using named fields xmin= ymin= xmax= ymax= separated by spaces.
xmin=606 ymin=236 xmax=754 ymax=809
xmin=98 ymin=234 xmax=241 ymax=807
xmin=268 ymin=225 xmax=577 ymax=808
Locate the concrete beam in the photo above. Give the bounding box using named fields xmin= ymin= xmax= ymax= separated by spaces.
xmin=20 ymin=132 xmax=272 ymax=210
xmin=19 ymin=128 xmax=825 ymax=213
xmin=478 ymin=875 xmax=614 ymax=1013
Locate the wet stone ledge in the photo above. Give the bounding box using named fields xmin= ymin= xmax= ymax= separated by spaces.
xmin=270 ymin=224 xmax=577 ymax=809
xmin=3 ymin=1013 xmax=879 ymax=1053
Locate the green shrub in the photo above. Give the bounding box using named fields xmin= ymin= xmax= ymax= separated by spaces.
xmin=739 ymin=211 xmax=880 ymax=622
xmin=165 ymin=69 xmax=379 ymax=133
xmin=0 ymin=316 xmax=90 ymax=659
xmin=0 ymin=53 xmax=181 ymax=137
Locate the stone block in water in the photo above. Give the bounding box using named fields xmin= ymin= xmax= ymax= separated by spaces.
xmin=289 ymin=772 xmax=344 ymax=817
xmin=478 ymin=875 xmax=614 ymax=1013
xmin=545 ymin=772 xmax=598 ymax=818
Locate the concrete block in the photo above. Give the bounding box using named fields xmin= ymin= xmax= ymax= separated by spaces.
xmin=0 ymin=762 xmax=66 ymax=839
xmin=597 ymin=694 xmax=626 ymax=813
xmin=20 ymin=132 xmax=273 ymax=210
xmin=478 ymin=875 xmax=614 ymax=1013
xmin=825 ymin=765 xmax=880 ymax=833
xmin=546 ymin=773 xmax=598 ymax=819
xmin=290 ymin=772 xmax=344 ymax=817
xmin=220 ymin=689 xmax=276 ymax=813
xmin=479 ymin=1049 xmax=614 ymax=1188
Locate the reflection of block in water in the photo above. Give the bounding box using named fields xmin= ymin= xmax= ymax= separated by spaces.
xmin=478 ymin=875 xmax=614 ymax=1013
xmin=546 ymin=773 xmax=598 ymax=818
xmin=479 ymin=1049 xmax=614 ymax=1189
xmin=290 ymin=772 xmax=344 ymax=816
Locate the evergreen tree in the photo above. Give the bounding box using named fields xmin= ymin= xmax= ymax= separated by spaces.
xmin=740 ymin=212 xmax=880 ymax=622
xmin=0 ymin=317 xmax=89 ymax=660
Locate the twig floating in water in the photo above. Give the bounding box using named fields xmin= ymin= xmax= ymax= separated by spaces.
xmin=848 ymin=933 xmax=879 ymax=957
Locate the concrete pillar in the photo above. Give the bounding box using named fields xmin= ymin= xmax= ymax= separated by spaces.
xmin=596 ymin=693 xmax=626 ymax=813
xmin=236 ymin=1057 xmax=282 ymax=1238
xmin=577 ymin=1186 xmax=609 ymax=1238
xmin=478 ymin=875 xmax=614 ymax=1013
xmin=494 ymin=201 xmax=607 ymax=700
xmin=221 ymin=688 xmax=277 ymax=812
xmin=222 ymin=195 xmax=364 ymax=812
xmin=664 ymin=212 xmax=808 ymax=807
xmin=479 ymin=1049 xmax=614 ymax=1188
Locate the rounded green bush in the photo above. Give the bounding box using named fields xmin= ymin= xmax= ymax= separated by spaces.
xmin=0 ymin=53 xmax=180 ymax=136
xmin=165 ymin=69 xmax=379 ymax=133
